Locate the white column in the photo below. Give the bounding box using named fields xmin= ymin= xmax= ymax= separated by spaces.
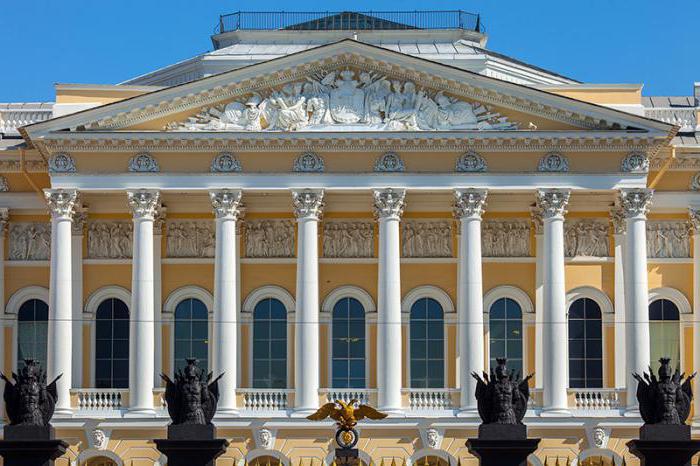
xmin=454 ymin=189 xmax=487 ymax=414
xmin=611 ymin=209 xmax=627 ymax=389
xmin=45 ymin=189 xmax=78 ymax=415
xmin=535 ymin=188 xmax=571 ymax=416
xmin=689 ymin=208 xmax=700 ymax=419
xmin=71 ymin=208 xmax=86 ymax=388
xmin=619 ymin=188 xmax=653 ymax=413
xmin=374 ymin=188 xmax=406 ymax=413
xmin=126 ymin=189 xmax=159 ymax=416
xmin=292 ymin=189 xmax=324 ymax=415
xmin=531 ymin=211 xmax=544 ymax=389
xmin=153 ymin=208 xmax=165 ymax=387
xmin=210 ymin=189 xmax=243 ymax=415
xmin=0 ymin=209 xmax=8 ymax=419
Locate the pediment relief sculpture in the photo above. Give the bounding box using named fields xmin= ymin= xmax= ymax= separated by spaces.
xmin=167 ymin=221 xmax=215 ymax=258
xmin=564 ymin=220 xmax=609 ymax=257
xmin=88 ymin=221 xmax=133 ymax=259
xmin=482 ymin=220 xmax=530 ymax=257
xmin=244 ymin=219 xmax=295 ymax=258
xmin=9 ymin=223 xmax=51 ymax=261
xmin=166 ymin=69 xmax=518 ymax=133
xmin=402 ymin=220 xmax=452 ymax=258
xmin=647 ymin=221 xmax=691 ymax=258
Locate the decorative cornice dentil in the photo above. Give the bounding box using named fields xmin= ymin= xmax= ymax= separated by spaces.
xmin=293 ymin=152 xmax=325 ymax=172
xmin=128 ymin=152 xmax=160 ymax=172
xmin=211 ymin=152 xmax=242 ymax=173
xmin=44 ymin=189 xmax=79 ymax=220
xmin=373 ymin=188 xmax=406 ymax=219
xmin=374 ymin=152 xmax=405 ymax=172
xmin=618 ymin=188 xmax=653 ymax=218
xmin=535 ymin=189 xmax=570 ymax=219
xmin=455 ymin=150 xmax=487 ymax=172
xmin=609 ymin=207 xmax=627 ymax=235
xmin=454 ymin=189 xmax=488 ymax=219
xmin=538 ymin=152 xmax=569 ymax=172
xmin=621 ymin=151 xmax=649 ymax=173
xmin=127 ymin=189 xmax=160 ymax=220
xmin=209 ymin=190 xmax=244 ymax=220
xmin=48 ymin=152 xmax=76 ymax=173
xmin=689 ymin=208 xmax=700 ymax=232
xmin=292 ymin=190 xmax=325 ymax=220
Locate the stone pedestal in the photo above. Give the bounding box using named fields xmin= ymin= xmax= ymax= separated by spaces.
xmin=627 ymin=425 xmax=700 ymax=466
xmin=0 ymin=425 xmax=68 ymax=466
xmin=335 ymin=448 xmax=360 ymax=466
xmin=154 ymin=424 xmax=229 ymax=466
xmin=467 ymin=425 xmax=540 ymax=466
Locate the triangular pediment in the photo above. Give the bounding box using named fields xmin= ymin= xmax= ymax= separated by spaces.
xmin=23 ymin=40 xmax=674 ymax=143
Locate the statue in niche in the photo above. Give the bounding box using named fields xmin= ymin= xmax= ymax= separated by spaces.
xmin=634 ymin=357 xmax=694 ymax=425
xmin=1 ymin=359 xmax=61 ymax=426
xmin=472 ymin=358 xmax=532 ymax=425
xmin=161 ymin=358 xmax=223 ymax=425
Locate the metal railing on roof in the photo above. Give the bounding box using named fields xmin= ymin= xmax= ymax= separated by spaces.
xmin=216 ymin=10 xmax=482 ymax=34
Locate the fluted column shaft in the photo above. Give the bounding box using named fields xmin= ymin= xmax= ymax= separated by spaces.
xmin=619 ymin=188 xmax=653 ymax=412
xmin=127 ymin=189 xmax=159 ymax=415
xmin=536 ymin=189 xmax=571 ymax=415
xmin=210 ymin=190 xmax=243 ymax=414
xmin=0 ymin=209 xmax=6 ymax=419
xmin=71 ymin=209 xmax=86 ymax=388
xmin=374 ymin=188 xmax=405 ymax=413
xmin=46 ymin=189 xmax=78 ymax=415
xmin=454 ymin=189 xmax=487 ymax=413
xmin=691 ymin=208 xmax=700 ymax=419
xmin=611 ymin=209 xmax=627 ymax=389
xmin=292 ymin=189 xmax=324 ymax=414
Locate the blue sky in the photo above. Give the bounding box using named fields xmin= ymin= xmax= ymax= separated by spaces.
xmin=1 ymin=0 xmax=697 ymax=102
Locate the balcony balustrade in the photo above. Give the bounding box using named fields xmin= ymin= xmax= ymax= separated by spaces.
xmin=404 ymin=388 xmax=457 ymax=410
xmin=239 ymin=388 xmax=292 ymax=411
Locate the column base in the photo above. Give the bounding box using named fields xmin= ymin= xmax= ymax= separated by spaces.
xmin=291 ymin=408 xmax=320 ymax=417
xmin=214 ymin=408 xmax=240 ymax=417
xmin=51 ymin=407 xmax=73 ymax=417
xmin=539 ymin=408 xmax=571 ymax=417
xmin=125 ymin=408 xmax=157 ymax=417
xmin=377 ymin=407 xmax=405 ymax=417
xmin=456 ymin=408 xmax=479 ymax=418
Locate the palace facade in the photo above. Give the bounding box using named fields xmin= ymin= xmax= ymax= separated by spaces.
xmin=1 ymin=10 xmax=699 ymax=466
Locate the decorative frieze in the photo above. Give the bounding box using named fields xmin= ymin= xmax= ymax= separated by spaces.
xmin=621 ymin=151 xmax=649 ymax=173
xmin=166 ymin=221 xmax=215 ymax=258
xmin=455 ymin=150 xmax=487 ymax=172
xmin=211 ymin=152 xmax=242 ymax=173
xmin=564 ymin=220 xmax=609 ymax=257
xmin=646 ymin=221 xmax=690 ymax=258
xmin=323 ymin=221 xmax=374 ymax=258
xmin=482 ymin=220 xmax=530 ymax=257
xmin=128 ymin=152 xmax=159 ymax=172
xmin=87 ymin=221 xmax=133 ymax=259
xmin=538 ymin=152 xmax=569 ymax=172
xmin=244 ymin=219 xmax=295 ymax=258
xmin=9 ymin=223 xmax=51 ymax=261
xmin=374 ymin=152 xmax=405 ymax=172
xmin=402 ymin=220 xmax=452 ymax=258
xmin=293 ymin=152 xmax=324 ymax=172
xmin=48 ymin=153 xmax=76 ymax=173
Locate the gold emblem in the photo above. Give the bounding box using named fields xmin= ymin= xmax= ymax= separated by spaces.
xmin=306 ymin=399 xmax=387 ymax=430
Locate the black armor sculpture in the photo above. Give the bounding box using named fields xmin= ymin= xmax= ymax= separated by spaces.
xmin=472 ymin=358 xmax=532 ymax=425
xmin=634 ymin=357 xmax=695 ymax=425
xmin=1 ymin=359 xmax=61 ymax=427
xmin=161 ymin=358 xmax=223 ymax=425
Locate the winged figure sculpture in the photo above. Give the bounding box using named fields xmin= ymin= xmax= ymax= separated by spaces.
xmin=161 ymin=358 xmax=223 ymax=425
xmin=472 ymin=358 xmax=533 ymax=425
xmin=633 ymin=357 xmax=695 ymax=425
xmin=306 ymin=399 xmax=387 ymax=430
xmin=1 ymin=359 xmax=61 ymax=426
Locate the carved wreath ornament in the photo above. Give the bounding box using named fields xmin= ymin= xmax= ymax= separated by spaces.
xmin=167 ymin=69 xmax=518 ymax=132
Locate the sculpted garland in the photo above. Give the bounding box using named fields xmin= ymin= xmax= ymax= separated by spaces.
xmin=167 ymin=69 xmax=518 ymax=132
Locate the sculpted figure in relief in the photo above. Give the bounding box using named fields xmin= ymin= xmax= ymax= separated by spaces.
xmin=87 ymin=222 xmax=133 ymax=259
xmin=167 ymin=69 xmax=518 ymax=132
xmin=564 ymin=220 xmax=609 ymax=257
xmin=647 ymin=221 xmax=690 ymax=258
xmin=9 ymin=223 xmax=51 ymax=261
xmin=244 ymin=220 xmax=295 ymax=258
xmin=323 ymin=222 xmax=374 ymax=258
xmin=166 ymin=221 xmax=216 ymax=258
xmin=482 ymin=220 xmax=530 ymax=257
xmin=402 ymin=221 xmax=452 ymax=258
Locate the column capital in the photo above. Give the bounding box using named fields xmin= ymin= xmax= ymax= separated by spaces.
xmin=454 ymin=189 xmax=488 ymax=219
xmin=44 ymin=189 xmax=79 ymax=220
xmin=127 ymin=189 xmax=160 ymax=220
xmin=292 ymin=189 xmax=325 ymax=220
xmin=153 ymin=205 xmax=167 ymax=235
xmin=535 ymin=188 xmax=570 ymax=219
xmin=530 ymin=208 xmax=544 ymax=235
xmin=689 ymin=207 xmax=700 ymax=232
xmin=618 ymin=188 xmax=653 ymax=218
xmin=610 ymin=207 xmax=627 ymax=235
xmin=72 ymin=207 xmax=88 ymax=235
xmin=209 ymin=190 xmax=243 ymax=220
xmin=373 ymin=188 xmax=406 ymax=219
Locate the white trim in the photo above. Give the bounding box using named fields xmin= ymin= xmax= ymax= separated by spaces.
xmin=409 ymin=448 xmax=457 ymax=466
xmin=163 ymin=286 xmax=214 ymax=314
xmin=649 ymin=287 xmax=692 ymax=315
xmin=570 ymin=449 xmax=622 ymax=466
xmin=6 ymin=286 xmax=49 ymax=315
xmin=243 ymin=286 xmax=295 ymax=314
xmin=321 ymin=286 xmax=376 ymax=314
xmin=402 ymin=286 xmax=455 ymax=314
xmin=566 ymin=287 xmax=614 ymax=315
xmin=245 ymin=449 xmax=290 ymax=466
xmin=483 ymin=285 xmax=534 ymax=315
xmin=74 ymin=449 xmax=124 ymax=466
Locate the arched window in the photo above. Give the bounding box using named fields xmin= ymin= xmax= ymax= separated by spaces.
xmin=332 ymin=297 xmax=365 ymax=388
xmin=568 ymin=298 xmax=603 ymax=388
xmin=489 ymin=298 xmax=523 ymax=374
xmin=95 ymin=298 xmax=129 ymax=388
xmin=253 ymin=298 xmax=287 ymax=388
xmin=410 ymin=297 xmax=444 ymax=388
xmin=649 ymin=299 xmax=681 ymax=372
xmin=17 ymin=299 xmax=49 ymax=370
xmin=174 ymin=298 xmax=209 ymax=372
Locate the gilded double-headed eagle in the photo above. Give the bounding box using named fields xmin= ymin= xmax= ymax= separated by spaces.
xmin=306 ymin=399 xmax=387 ymax=429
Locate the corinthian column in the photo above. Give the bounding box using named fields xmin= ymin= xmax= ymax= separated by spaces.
xmin=0 ymin=209 xmax=6 ymax=419
xmin=72 ymin=207 xmax=86 ymax=388
xmin=535 ymin=188 xmax=570 ymax=416
xmin=45 ymin=188 xmax=79 ymax=415
xmin=619 ymin=188 xmax=652 ymax=413
xmin=210 ymin=189 xmax=243 ymax=415
xmin=611 ymin=208 xmax=627 ymax=390
xmin=127 ymin=189 xmax=159 ymax=416
xmin=454 ymin=189 xmax=487 ymax=414
xmin=374 ymin=188 xmax=406 ymax=413
xmin=690 ymin=208 xmax=700 ymax=420
xmin=292 ymin=189 xmax=324 ymax=414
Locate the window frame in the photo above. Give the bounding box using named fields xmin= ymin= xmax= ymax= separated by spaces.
xmin=94 ymin=297 xmax=130 ymax=389
xmin=487 ymin=297 xmax=524 ymax=376
xmin=330 ymin=297 xmax=367 ymax=389
xmin=567 ymin=297 xmax=604 ymax=389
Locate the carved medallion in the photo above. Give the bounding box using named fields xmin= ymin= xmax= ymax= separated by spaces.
xmin=621 ymin=151 xmax=649 ymax=173
xmin=538 ymin=152 xmax=569 ymax=172
xmin=690 ymin=172 xmax=700 ymax=191
xmin=374 ymin=152 xmax=405 ymax=172
xmin=128 ymin=152 xmax=160 ymax=172
xmin=455 ymin=151 xmax=487 ymax=172
xmin=293 ymin=152 xmax=325 ymax=172
xmin=211 ymin=152 xmax=242 ymax=173
xmin=0 ymin=175 xmax=7 ymax=192
xmin=48 ymin=152 xmax=76 ymax=173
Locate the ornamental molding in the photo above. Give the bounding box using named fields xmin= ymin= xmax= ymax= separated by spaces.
xmin=535 ymin=189 xmax=570 ymax=218
xmin=650 ymin=155 xmax=700 ymax=170
xmin=373 ymin=188 xmax=406 ymax=219
xmin=690 ymin=172 xmax=700 ymax=191
xmin=621 ymin=151 xmax=649 ymax=173
xmin=0 ymin=176 xmax=8 ymax=192
xmin=538 ymin=152 xmax=569 ymax=172
xmin=44 ymin=189 xmax=78 ymax=219
xmin=374 ymin=151 xmax=405 ymax=172
xmin=455 ymin=150 xmax=487 ymax=172
xmin=292 ymin=190 xmax=325 ymax=219
xmin=0 ymin=159 xmax=47 ymax=173
xmin=256 ymin=428 xmax=275 ymax=450
xmin=127 ymin=189 xmax=160 ymax=219
xmin=209 ymin=189 xmax=243 ymax=219
xmin=293 ymin=152 xmax=325 ymax=172
xmin=454 ymin=189 xmax=488 ymax=219
xmin=618 ymin=188 xmax=653 ymax=218
xmin=211 ymin=152 xmax=242 ymax=173
xmin=128 ymin=152 xmax=160 ymax=172
xmin=48 ymin=152 xmax=76 ymax=173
